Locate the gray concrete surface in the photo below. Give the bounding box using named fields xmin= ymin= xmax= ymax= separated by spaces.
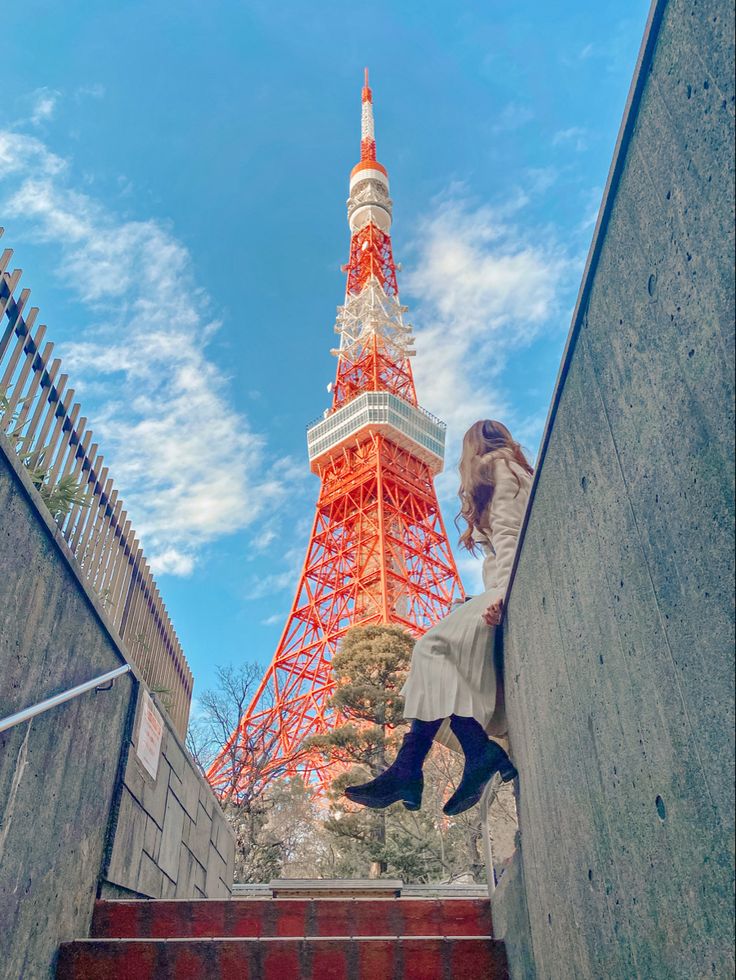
xmin=0 ymin=432 xmax=234 ymax=978
xmin=492 ymin=846 xmax=537 ymax=980
xmin=102 ymin=689 xmax=235 ymax=900
xmin=0 ymin=432 xmax=136 ymax=979
xmin=495 ymin=1 xmax=735 ymax=977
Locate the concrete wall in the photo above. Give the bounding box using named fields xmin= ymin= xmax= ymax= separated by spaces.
xmin=0 ymin=433 xmax=136 ymax=978
xmin=492 ymin=849 xmax=537 ymax=980
xmin=493 ymin=1 xmax=735 ymax=978
xmin=0 ymin=433 xmax=234 ymax=978
xmin=102 ymin=689 xmax=235 ymax=900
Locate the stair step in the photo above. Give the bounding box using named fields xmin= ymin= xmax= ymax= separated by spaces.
xmin=91 ymin=898 xmax=493 ymax=939
xmin=270 ymin=878 xmax=404 ymax=898
xmin=57 ymin=937 xmax=510 ymax=979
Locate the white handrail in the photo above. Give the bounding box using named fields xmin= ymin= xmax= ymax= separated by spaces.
xmin=0 ymin=663 xmax=132 ymax=734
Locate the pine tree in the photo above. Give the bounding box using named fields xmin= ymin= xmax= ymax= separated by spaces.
xmin=191 ymin=641 xmax=519 ymax=884
xmin=305 ymin=625 xmax=413 ymax=877
xmin=304 ymin=624 xmax=507 ymax=882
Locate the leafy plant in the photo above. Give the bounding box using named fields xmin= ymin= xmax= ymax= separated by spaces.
xmin=150 ymin=686 xmax=174 ymax=714
xmin=1 ymin=384 xmax=91 ymax=520
xmin=0 ymin=385 xmax=31 ymax=444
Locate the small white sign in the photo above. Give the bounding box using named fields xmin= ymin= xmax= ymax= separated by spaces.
xmin=136 ymin=690 xmax=164 ymax=780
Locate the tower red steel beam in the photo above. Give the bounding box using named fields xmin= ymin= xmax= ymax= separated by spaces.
xmin=207 ymin=71 xmax=464 ymax=798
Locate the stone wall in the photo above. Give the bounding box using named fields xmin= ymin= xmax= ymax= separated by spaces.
xmin=0 ymin=432 xmax=234 ymax=978
xmin=0 ymin=433 xmax=137 ymax=979
xmin=102 ymin=689 xmax=234 ymax=900
xmin=493 ymin=1 xmax=735 ymax=978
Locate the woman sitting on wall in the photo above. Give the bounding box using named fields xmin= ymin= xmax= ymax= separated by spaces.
xmin=345 ymin=419 xmax=533 ymax=816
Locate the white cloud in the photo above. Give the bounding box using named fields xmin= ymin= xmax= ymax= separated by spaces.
xmin=578 ymin=185 xmax=604 ymax=233
xmin=243 ymin=537 xmax=308 ymax=600
xmin=563 ymin=20 xmax=643 ymax=75
xmin=149 ymin=547 xmax=196 ymax=577
xmin=491 ymin=102 xmax=535 ymax=134
xmin=75 ymin=83 xmax=106 ymax=101
xmin=553 ymin=127 xmax=588 ymax=151
xmin=0 ymin=132 xmax=65 ymax=179
xmin=0 ymin=127 xmax=287 ymax=576
xmin=511 ymin=409 xmax=550 ymax=462
xmin=246 ymin=569 xmax=297 ymax=601
xmin=117 ymin=174 xmax=134 ymax=197
xmin=404 ymin=191 xmax=573 ymax=496
xmin=252 ymin=527 xmax=278 ymax=553
xmin=30 ymin=88 xmax=61 ymax=126
xmin=260 ymin=611 xmax=286 ymax=626
xmin=454 ymin=551 xmax=486 ymax=596
xmin=524 ymin=167 xmax=559 ymax=194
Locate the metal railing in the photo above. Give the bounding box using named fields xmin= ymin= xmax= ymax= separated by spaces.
xmin=0 ymin=664 xmax=132 ymax=734
xmin=0 ymin=229 xmax=193 ymax=737
xmin=480 ymin=776 xmax=501 ymax=896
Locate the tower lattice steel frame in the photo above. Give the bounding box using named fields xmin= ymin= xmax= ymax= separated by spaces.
xmin=207 ymin=71 xmax=464 ymax=796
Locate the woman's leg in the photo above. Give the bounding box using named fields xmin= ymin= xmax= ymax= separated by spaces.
xmin=344 ymin=718 xmax=442 ymax=810
xmin=442 ymin=714 xmax=517 ymax=816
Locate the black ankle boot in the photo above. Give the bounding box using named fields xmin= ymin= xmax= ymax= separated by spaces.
xmin=442 ymin=715 xmax=517 ymax=816
xmin=344 ymin=719 xmax=441 ymax=811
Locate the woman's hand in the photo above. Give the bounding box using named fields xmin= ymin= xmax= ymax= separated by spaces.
xmin=482 ymin=597 xmax=504 ymax=627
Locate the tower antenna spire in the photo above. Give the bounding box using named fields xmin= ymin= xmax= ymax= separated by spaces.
xmin=360 ymin=66 xmax=376 ymax=162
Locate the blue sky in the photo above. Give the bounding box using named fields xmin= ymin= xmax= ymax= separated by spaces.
xmin=1 ymin=0 xmax=650 ymax=702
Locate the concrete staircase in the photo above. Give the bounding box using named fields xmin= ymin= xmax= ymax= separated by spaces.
xmin=57 ymin=891 xmax=509 ymax=978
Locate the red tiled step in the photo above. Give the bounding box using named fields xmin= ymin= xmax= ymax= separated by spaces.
xmin=57 ymin=937 xmax=510 ymax=980
xmin=91 ymin=898 xmax=493 ymax=939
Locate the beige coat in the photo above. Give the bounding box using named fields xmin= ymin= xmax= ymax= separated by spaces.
xmin=400 ymin=449 xmax=532 ymax=741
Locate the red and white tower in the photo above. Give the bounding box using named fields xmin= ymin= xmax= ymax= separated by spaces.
xmin=207 ymin=71 xmax=464 ymax=796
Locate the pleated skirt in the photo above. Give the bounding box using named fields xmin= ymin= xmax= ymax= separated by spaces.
xmin=400 ymin=592 xmax=504 ymax=749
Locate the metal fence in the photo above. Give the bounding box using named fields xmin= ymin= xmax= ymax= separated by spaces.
xmin=0 ymin=229 xmax=193 ymax=737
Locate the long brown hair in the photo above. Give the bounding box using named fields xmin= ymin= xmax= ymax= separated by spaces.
xmin=455 ymin=419 xmax=534 ymax=554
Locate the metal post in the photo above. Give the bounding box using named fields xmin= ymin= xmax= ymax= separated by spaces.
xmin=480 ymin=775 xmax=499 ymax=897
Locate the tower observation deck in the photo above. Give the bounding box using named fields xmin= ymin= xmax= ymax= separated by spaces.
xmin=207 ymin=71 xmax=464 ymax=796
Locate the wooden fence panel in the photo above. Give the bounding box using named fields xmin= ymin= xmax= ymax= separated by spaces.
xmin=0 ymin=231 xmax=193 ymax=737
